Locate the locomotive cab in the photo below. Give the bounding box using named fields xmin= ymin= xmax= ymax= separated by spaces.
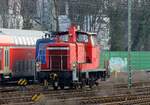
xmin=36 ymin=26 xmax=108 ymax=89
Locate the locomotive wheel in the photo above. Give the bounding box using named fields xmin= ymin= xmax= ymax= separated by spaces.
xmin=53 ymin=81 xmax=58 ymax=90
xmin=95 ymin=81 xmax=99 ymax=86
xmin=79 ymin=83 xmax=83 ymax=89
xmin=101 ymin=77 xmax=106 ymax=81
xmin=89 ymin=83 xmax=93 ymax=88
xmin=69 ymin=83 xmax=74 ymax=89
xmin=81 ymin=79 xmax=86 ymax=88
xmin=89 ymin=79 xmax=95 ymax=89
xmin=53 ymin=86 xmax=58 ymax=90
xmin=59 ymin=84 xmax=64 ymax=90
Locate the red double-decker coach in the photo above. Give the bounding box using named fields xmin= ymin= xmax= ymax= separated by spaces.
xmin=0 ymin=28 xmax=45 ymax=82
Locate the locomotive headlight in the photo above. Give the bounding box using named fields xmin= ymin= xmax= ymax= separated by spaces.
xmin=72 ymin=63 xmax=76 ymax=68
xmin=72 ymin=62 xmax=77 ymax=69
xmin=36 ymin=62 xmax=41 ymax=71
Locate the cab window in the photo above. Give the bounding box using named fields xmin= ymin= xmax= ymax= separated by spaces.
xmin=0 ymin=49 xmax=2 ymax=70
xmin=77 ymin=33 xmax=88 ymax=43
xmin=59 ymin=34 xmax=69 ymax=42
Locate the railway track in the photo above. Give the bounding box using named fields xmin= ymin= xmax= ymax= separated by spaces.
xmin=76 ymin=93 xmax=150 ymax=105
xmin=0 ymin=96 xmax=32 ymax=104
xmin=0 ymin=84 xmax=44 ymax=92
xmin=1 ymin=81 xmax=150 ymax=105
xmin=1 ymin=81 xmax=150 ymax=90
xmin=103 ymin=98 xmax=150 ymax=105
xmin=0 ymin=87 xmax=150 ymax=105
xmin=0 ymin=81 xmax=150 ymax=94
xmin=1 ymin=92 xmax=150 ymax=105
xmin=0 ymin=81 xmax=150 ymax=92
xmin=2 ymin=102 xmax=34 ymax=105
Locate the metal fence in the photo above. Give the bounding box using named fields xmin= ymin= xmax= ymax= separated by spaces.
xmin=100 ymin=51 xmax=150 ymax=72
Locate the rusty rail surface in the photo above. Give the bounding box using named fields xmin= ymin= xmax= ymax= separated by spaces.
xmin=79 ymin=94 xmax=150 ymax=105
xmin=1 ymin=81 xmax=150 ymax=92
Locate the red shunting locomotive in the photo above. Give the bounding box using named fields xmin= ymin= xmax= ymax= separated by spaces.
xmin=36 ymin=26 xmax=109 ymax=89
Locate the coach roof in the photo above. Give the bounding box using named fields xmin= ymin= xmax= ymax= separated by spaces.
xmin=0 ymin=28 xmax=47 ymax=46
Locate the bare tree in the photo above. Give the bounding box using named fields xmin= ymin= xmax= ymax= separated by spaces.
xmin=53 ymin=0 xmax=59 ymax=31
xmin=0 ymin=0 xmax=9 ymax=28
xmin=21 ymin=0 xmax=37 ymax=29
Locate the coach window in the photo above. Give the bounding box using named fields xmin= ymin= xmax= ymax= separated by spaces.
xmin=5 ymin=49 xmax=9 ymax=67
xmin=0 ymin=49 xmax=2 ymax=70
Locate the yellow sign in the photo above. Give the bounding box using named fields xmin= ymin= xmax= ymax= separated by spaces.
xmin=17 ymin=79 xmax=28 ymax=86
xmin=31 ymin=93 xmax=43 ymax=102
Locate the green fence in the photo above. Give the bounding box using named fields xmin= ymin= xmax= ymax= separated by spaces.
xmin=100 ymin=51 xmax=150 ymax=72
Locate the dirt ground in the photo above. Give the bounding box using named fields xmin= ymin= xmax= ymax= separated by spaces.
xmin=105 ymin=71 xmax=150 ymax=84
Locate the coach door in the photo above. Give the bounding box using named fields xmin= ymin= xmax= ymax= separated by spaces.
xmin=4 ymin=47 xmax=10 ymax=74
